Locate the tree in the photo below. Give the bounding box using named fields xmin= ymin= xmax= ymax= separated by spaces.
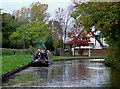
xmin=30 ymin=2 xmax=50 ymax=22
xmin=13 ymin=2 xmax=50 ymax=23
xmin=67 ymin=27 xmax=91 ymax=55
xmin=10 ymin=21 xmax=48 ymax=48
xmin=0 ymin=9 xmax=2 ymax=48
xmin=71 ymin=2 xmax=120 ymax=66
xmin=12 ymin=2 xmax=50 ymax=48
xmin=55 ymin=7 xmax=73 ymax=43
xmin=2 ymin=13 xmax=21 ymax=48
xmin=44 ymin=36 xmax=54 ymax=51
xmin=47 ymin=20 xmax=61 ymax=49
xmin=54 ymin=7 xmax=73 ymax=55
xmin=13 ymin=7 xmax=29 ymax=48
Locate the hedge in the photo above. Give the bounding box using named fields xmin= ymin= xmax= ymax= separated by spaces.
xmin=1 ymin=48 xmax=34 ymax=56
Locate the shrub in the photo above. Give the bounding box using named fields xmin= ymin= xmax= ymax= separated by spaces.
xmin=2 ymin=48 xmax=33 ymax=56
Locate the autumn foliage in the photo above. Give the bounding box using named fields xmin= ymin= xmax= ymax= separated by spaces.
xmin=67 ymin=27 xmax=91 ymax=47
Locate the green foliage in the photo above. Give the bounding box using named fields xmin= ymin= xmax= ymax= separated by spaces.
xmin=2 ymin=13 xmax=21 ymax=48
xmin=2 ymin=49 xmax=14 ymax=56
xmin=13 ymin=2 xmax=50 ymax=23
xmin=44 ymin=36 xmax=55 ymax=51
xmin=2 ymin=2 xmax=51 ymax=49
xmin=47 ymin=21 xmax=62 ymax=49
xmin=72 ymin=2 xmax=119 ymax=34
xmin=56 ymin=39 xmax=63 ymax=49
xmin=10 ymin=21 xmax=48 ymax=48
xmin=30 ymin=2 xmax=50 ymax=22
xmin=52 ymin=20 xmax=64 ymax=52
xmin=2 ymin=2 xmax=50 ymax=49
xmin=2 ymin=48 xmax=33 ymax=56
xmin=105 ymin=39 xmax=120 ymax=68
xmin=72 ymin=2 xmax=120 ymax=68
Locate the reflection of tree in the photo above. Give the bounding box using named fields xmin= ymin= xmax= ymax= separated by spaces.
xmin=34 ymin=68 xmax=48 ymax=80
xmin=50 ymin=60 xmax=91 ymax=83
xmin=31 ymin=68 xmax=48 ymax=86
xmin=50 ymin=65 xmax=65 ymax=82
xmin=110 ymin=69 xmax=120 ymax=87
xmin=68 ymin=60 xmax=90 ymax=82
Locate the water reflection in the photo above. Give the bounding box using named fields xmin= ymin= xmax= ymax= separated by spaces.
xmin=2 ymin=59 xmax=120 ymax=87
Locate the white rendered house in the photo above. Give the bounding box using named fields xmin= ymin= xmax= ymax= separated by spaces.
xmin=71 ymin=33 xmax=108 ymax=56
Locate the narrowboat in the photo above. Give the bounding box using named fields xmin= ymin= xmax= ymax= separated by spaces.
xmin=30 ymin=49 xmax=52 ymax=67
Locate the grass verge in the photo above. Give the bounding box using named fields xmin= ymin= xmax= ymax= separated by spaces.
xmin=52 ymin=56 xmax=104 ymax=60
xmin=2 ymin=54 xmax=33 ymax=75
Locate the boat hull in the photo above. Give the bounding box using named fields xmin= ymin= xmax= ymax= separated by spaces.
xmin=30 ymin=61 xmax=52 ymax=67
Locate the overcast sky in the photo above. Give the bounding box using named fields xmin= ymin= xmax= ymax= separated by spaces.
xmin=0 ymin=0 xmax=73 ymax=18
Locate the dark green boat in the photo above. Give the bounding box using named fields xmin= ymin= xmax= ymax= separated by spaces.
xmin=30 ymin=45 xmax=52 ymax=67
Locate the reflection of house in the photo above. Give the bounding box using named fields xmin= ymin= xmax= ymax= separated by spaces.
xmin=72 ymin=34 xmax=108 ymax=56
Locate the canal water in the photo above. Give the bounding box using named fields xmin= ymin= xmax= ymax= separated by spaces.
xmin=2 ymin=59 xmax=120 ymax=87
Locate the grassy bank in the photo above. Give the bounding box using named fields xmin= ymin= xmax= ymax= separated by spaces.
xmin=2 ymin=54 xmax=33 ymax=75
xmin=52 ymin=56 xmax=104 ymax=60
xmin=2 ymin=55 xmax=104 ymax=75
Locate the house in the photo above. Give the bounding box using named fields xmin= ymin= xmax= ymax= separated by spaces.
xmin=71 ymin=33 xmax=108 ymax=56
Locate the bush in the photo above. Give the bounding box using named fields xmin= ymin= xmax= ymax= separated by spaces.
xmin=2 ymin=48 xmax=33 ymax=56
xmin=105 ymin=40 xmax=120 ymax=70
xmin=2 ymin=49 xmax=13 ymax=56
xmin=44 ymin=36 xmax=55 ymax=51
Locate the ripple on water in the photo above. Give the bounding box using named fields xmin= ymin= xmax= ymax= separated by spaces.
xmin=87 ymin=67 xmax=110 ymax=70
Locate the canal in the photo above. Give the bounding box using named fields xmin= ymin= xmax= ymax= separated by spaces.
xmin=2 ymin=59 xmax=120 ymax=87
